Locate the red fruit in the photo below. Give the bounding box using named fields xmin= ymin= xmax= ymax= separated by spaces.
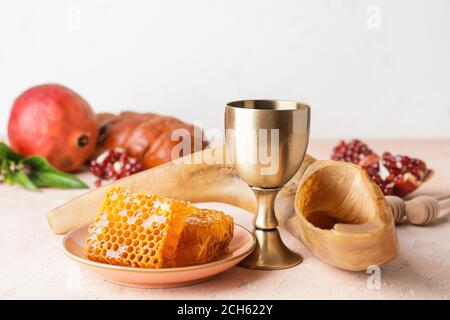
xmin=89 ymin=148 xmax=143 ymax=186
xmin=94 ymin=179 xmax=102 ymax=188
xmin=331 ymin=139 xmax=432 ymax=197
xmin=331 ymin=139 xmax=374 ymax=164
xmin=8 ymin=84 xmax=98 ymax=172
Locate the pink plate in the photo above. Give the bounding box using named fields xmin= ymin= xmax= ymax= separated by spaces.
xmin=63 ymin=223 xmax=255 ymax=288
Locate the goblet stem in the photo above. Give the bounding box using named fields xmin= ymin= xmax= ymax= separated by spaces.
xmin=239 ymin=186 xmax=303 ymax=270
xmin=252 ymin=187 xmax=281 ymax=230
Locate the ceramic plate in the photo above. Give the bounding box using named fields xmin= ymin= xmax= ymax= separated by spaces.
xmin=63 ymin=223 xmax=255 ymax=288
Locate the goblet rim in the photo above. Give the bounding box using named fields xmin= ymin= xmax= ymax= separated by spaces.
xmin=226 ymin=99 xmax=309 ymax=111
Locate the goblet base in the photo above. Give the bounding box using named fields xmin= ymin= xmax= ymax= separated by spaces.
xmin=239 ymin=229 xmax=302 ymax=270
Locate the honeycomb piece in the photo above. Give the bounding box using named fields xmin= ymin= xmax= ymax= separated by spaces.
xmin=85 ymin=187 xmax=233 ymax=268
xmin=176 ymin=209 xmax=233 ymax=267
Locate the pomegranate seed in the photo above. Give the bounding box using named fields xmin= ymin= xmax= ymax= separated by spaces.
xmin=331 ymin=139 xmax=374 ymax=164
xmin=331 ymin=139 xmax=429 ymax=196
xmin=89 ymin=149 xmax=143 ymax=187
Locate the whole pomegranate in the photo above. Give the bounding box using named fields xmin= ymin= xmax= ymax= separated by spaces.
xmin=8 ymin=84 xmax=98 ymax=172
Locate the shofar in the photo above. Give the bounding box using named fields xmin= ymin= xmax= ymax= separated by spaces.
xmin=48 ymin=146 xmax=399 ymax=271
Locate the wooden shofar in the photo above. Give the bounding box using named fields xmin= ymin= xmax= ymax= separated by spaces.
xmin=48 ymin=145 xmax=399 ymax=271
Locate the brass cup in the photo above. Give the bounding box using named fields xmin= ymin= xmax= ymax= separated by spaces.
xmin=225 ymin=100 xmax=310 ymax=270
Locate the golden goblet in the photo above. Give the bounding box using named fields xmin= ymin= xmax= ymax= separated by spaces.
xmin=225 ymin=100 xmax=310 ymax=270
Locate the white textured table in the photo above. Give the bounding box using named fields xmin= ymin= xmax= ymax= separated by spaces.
xmin=1 ymin=140 xmax=449 ymax=299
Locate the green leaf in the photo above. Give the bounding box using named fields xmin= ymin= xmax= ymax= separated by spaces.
xmin=0 ymin=158 xmax=9 ymax=170
xmin=0 ymin=142 xmax=23 ymax=162
xmin=24 ymin=156 xmax=89 ymax=189
xmin=5 ymin=169 xmax=40 ymax=191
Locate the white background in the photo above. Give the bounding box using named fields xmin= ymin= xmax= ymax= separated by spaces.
xmin=1 ymin=0 xmax=449 ymax=138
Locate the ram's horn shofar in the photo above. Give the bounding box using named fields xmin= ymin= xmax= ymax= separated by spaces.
xmin=48 ymin=145 xmax=399 ymax=271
